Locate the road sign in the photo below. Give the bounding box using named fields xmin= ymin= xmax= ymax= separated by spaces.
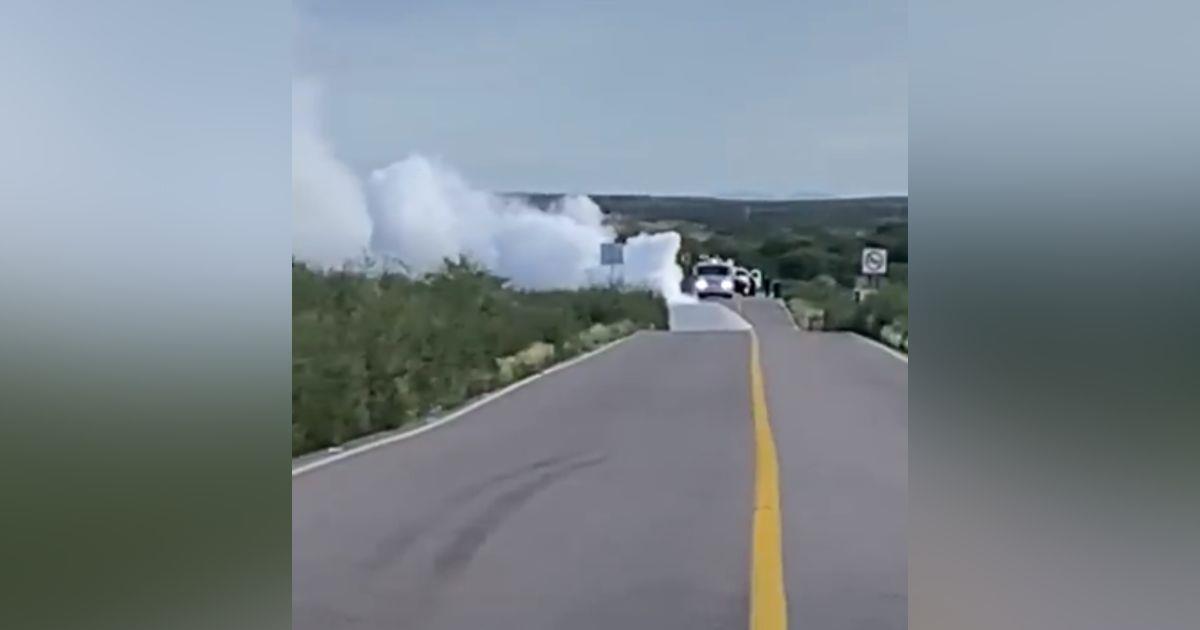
xmin=600 ymin=242 xmax=624 ymax=265
xmin=861 ymin=248 xmax=888 ymax=275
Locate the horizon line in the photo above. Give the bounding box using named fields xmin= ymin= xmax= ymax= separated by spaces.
xmin=500 ymin=190 xmax=909 ymax=201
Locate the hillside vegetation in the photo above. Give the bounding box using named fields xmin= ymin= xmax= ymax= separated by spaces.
xmin=293 ymin=259 xmax=666 ymax=455
xmin=554 ymin=193 xmax=909 ymax=350
xmin=517 ymin=193 xmax=907 ymax=230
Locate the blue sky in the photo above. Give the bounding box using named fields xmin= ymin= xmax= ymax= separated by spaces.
xmin=295 ymin=0 xmax=906 ymax=197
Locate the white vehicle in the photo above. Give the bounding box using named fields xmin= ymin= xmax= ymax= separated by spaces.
xmin=691 ymin=261 xmax=736 ymax=298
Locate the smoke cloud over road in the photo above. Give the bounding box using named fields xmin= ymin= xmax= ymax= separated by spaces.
xmin=292 ymin=79 xmax=689 ymax=302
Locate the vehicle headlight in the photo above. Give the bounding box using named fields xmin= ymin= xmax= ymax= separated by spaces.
xmin=721 ymin=279 xmax=734 ymax=290
xmin=694 ymin=278 xmax=708 ymax=290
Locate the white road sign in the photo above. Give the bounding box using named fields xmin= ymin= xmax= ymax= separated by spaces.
xmin=861 ymin=248 xmax=888 ymax=275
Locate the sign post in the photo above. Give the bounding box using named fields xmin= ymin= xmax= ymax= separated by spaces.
xmin=600 ymin=242 xmax=624 ymax=287
xmin=859 ymin=247 xmax=888 ymax=298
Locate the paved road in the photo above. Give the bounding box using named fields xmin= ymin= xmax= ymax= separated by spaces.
xmin=740 ymin=299 xmax=908 ymax=630
xmin=668 ymin=300 xmax=751 ymax=332
xmin=293 ymin=297 xmax=907 ymax=629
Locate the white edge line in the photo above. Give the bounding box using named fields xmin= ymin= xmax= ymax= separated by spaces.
xmin=291 ymin=331 xmax=645 ymax=478
xmin=774 ymin=298 xmax=800 ymax=331
xmin=850 ymin=332 xmax=909 ymax=363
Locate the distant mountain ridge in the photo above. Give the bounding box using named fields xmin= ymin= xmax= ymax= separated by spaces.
xmin=713 ymin=189 xmax=837 ymax=201
xmin=505 ymin=192 xmax=908 ymax=229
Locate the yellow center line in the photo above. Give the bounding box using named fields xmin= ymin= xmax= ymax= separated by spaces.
xmin=749 ymin=328 xmax=788 ymax=629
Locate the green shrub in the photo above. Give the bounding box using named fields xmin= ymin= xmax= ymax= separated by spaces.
xmin=292 ymin=260 xmax=665 ymax=455
xmin=782 ymin=279 xmax=908 ymax=352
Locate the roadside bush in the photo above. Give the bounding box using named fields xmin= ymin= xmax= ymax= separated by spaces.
xmin=292 ymin=259 xmax=666 ymax=455
xmin=496 ymin=341 xmax=557 ymax=384
xmin=783 ymin=279 xmax=908 ymax=352
xmin=859 ymin=283 xmax=908 ymax=332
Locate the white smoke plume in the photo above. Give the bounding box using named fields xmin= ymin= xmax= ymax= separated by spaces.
xmin=292 ymin=79 xmax=372 ymax=266
xmin=292 ymin=79 xmax=691 ymax=302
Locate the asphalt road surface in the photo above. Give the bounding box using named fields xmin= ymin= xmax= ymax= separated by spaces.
xmin=668 ymin=300 xmax=752 ymax=331
xmin=740 ymin=298 xmax=907 ymax=630
xmin=293 ymin=297 xmax=907 ymax=630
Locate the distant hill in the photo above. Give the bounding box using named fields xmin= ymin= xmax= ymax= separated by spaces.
xmin=712 ymin=189 xmax=836 ymax=201
xmin=509 ymin=192 xmax=907 ymax=229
